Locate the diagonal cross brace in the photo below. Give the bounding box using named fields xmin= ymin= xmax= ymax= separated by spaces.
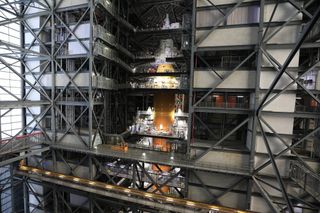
xmin=257 ymin=4 xmax=320 ymax=114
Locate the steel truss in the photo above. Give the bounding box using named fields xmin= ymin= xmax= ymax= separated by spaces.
xmin=18 ymin=148 xmax=188 ymax=212
xmin=0 ymin=0 xmax=130 ymax=211
xmin=0 ymin=0 xmax=319 ymax=212
xmin=19 ymin=176 xmax=162 ymax=213
xmin=0 ymin=2 xmax=129 ymax=142
xmin=188 ymin=0 xmax=320 ymax=212
xmin=20 ymin=0 xmax=127 ymax=148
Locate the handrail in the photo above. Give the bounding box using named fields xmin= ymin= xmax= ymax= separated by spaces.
xmin=0 ymin=131 xmax=43 ymax=143
xmin=18 ymin=163 xmax=253 ymax=213
xmin=289 ymin=160 xmax=320 ymax=202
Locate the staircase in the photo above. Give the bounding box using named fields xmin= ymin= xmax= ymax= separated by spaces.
xmin=289 ymin=160 xmax=320 ymax=202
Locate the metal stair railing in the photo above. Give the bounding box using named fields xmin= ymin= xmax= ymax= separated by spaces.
xmin=0 ymin=132 xmax=44 ymax=155
xmin=289 ymin=160 xmax=320 ymax=202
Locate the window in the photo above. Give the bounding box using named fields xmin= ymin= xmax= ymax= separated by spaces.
xmin=0 ymin=4 xmax=22 ymax=140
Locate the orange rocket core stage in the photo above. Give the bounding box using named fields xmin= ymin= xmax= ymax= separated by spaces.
xmin=152 ymin=91 xmax=175 ymax=193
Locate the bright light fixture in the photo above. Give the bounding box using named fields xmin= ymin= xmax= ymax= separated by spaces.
xmin=20 ymin=166 xmax=28 ymax=170
xmin=159 ymin=124 xmax=163 ymax=130
xmin=145 ymin=193 xmax=153 ymax=198
xmin=166 ymin=197 xmax=174 ymax=202
xmin=146 ymin=106 xmax=153 ymax=115
xmin=186 ymin=201 xmax=195 ymax=206
xmin=105 ymin=185 xmax=113 ymax=189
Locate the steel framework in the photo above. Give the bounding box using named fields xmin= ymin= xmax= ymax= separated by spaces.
xmin=0 ymin=0 xmax=319 ymax=212
xmin=187 ymin=0 xmax=320 ymax=212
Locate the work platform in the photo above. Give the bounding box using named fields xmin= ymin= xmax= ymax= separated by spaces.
xmin=50 ymin=144 xmax=251 ymax=176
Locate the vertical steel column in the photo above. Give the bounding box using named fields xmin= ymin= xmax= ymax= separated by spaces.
xmin=51 ymin=2 xmax=58 ymax=211
xmin=23 ymin=177 xmax=29 ymax=213
xmin=104 ymin=94 xmax=109 ymax=134
xmin=51 ymin=0 xmax=56 ymax=144
xmin=187 ymin=0 xmax=196 ymax=157
xmin=184 ymin=169 xmax=189 ymax=198
xmin=89 ymin=156 xmax=94 ymax=180
xmin=88 ymin=0 xmax=94 ymax=149
xmin=53 ymin=188 xmax=58 ymax=213
xmin=88 ymin=8 xmax=95 ymax=213
xmin=9 ymin=165 xmax=14 ymax=212
xmin=115 ymin=0 xmax=121 ymax=132
xmin=0 ymin=111 xmax=1 ymax=142
xmin=20 ymin=3 xmax=26 ymax=133
xmin=132 ymin=162 xmax=137 ymax=189
xmin=89 ymin=194 xmax=94 ymax=213
xmin=51 ymin=151 xmax=58 ymax=212
xmin=185 ymin=0 xmax=197 ymax=200
xmin=247 ymin=0 xmax=265 ymax=209
xmin=125 ymin=0 xmax=129 ymax=129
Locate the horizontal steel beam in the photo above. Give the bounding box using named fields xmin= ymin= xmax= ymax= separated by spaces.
xmin=16 ymin=167 xmax=248 ymax=213
xmin=194 ymin=107 xmax=252 ymax=115
xmin=0 ymin=146 xmax=49 ymax=167
xmin=17 ymin=171 xmax=195 ymax=213
xmin=51 ymin=144 xmax=250 ymax=176
xmin=0 ymin=101 xmax=50 ymax=109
